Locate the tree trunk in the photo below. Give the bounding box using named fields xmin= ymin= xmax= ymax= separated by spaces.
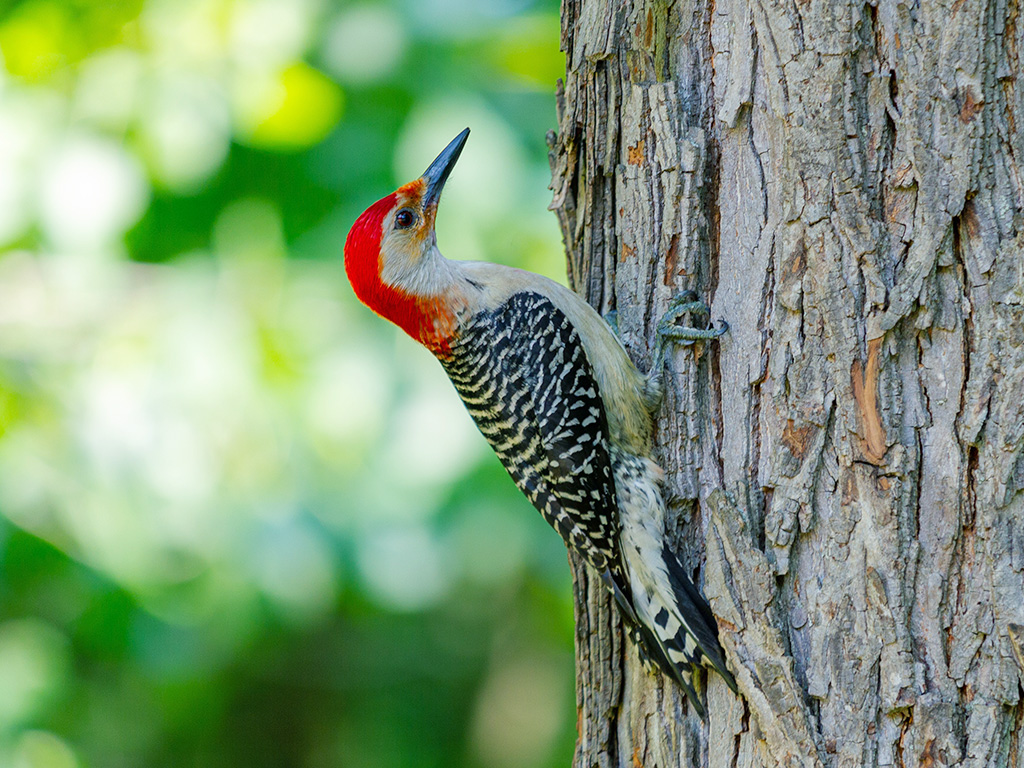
xmin=547 ymin=1 xmax=1024 ymax=766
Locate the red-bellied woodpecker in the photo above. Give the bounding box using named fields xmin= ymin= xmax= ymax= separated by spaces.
xmin=344 ymin=128 xmax=736 ymax=717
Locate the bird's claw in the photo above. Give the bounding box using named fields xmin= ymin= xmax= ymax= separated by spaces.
xmin=650 ymin=292 xmax=727 ymax=373
xmin=656 ymin=292 xmax=727 ymax=346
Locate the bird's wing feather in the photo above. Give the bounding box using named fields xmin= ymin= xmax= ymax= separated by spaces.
xmin=441 ymin=291 xmax=624 ymax=580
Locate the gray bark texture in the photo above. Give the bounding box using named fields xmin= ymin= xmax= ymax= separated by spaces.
xmin=546 ymin=0 xmax=1024 ymax=766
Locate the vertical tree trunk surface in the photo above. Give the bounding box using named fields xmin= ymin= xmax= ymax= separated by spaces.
xmin=548 ymin=1 xmax=1024 ymax=766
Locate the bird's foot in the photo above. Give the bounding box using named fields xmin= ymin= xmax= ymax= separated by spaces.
xmin=656 ymin=291 xmax=728 ymax=348
xmin=603 ymin=309 xmax=620 ymax=337
xmin=651 ymin=291 xmax=728 ymax=367
xmin=645 ymin=291 xmax=728 ymax=410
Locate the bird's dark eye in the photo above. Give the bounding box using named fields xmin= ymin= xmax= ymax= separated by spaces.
xmin=395 ymin=209 xmax=417 ymax=229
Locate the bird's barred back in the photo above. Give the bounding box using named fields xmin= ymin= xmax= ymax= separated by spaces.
xmin=440 ymin=291 xmax=620 ymax=573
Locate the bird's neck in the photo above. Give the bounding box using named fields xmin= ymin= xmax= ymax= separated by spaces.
xmin=371 ymin=249 xmax=470 ymax=358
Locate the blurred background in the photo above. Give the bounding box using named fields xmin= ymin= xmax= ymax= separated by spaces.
xmin=0 ymin=1 xmax=576 ymax=766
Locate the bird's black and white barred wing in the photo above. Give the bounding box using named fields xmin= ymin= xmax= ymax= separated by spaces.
xmin=441 ymin=291 xmax=624 ymax=579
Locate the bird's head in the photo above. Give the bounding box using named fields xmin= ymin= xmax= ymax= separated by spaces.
xmin=344 ymin=128 xmax=470 ymax=355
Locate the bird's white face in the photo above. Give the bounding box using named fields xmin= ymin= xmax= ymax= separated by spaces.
xmin=377 ymin=179 xmax=448 ymax=297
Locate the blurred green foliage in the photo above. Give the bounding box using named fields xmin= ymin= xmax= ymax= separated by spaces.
xmin=0 ymin=1 xmax=577 ymax=766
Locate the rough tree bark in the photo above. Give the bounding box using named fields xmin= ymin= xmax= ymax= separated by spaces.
xmin=547 ymin=1 xmax=1024 ymax=766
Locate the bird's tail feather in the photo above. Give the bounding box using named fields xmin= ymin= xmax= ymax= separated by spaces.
xmin=612 ymin=450 xmax=736 ymax=714
xmin=660 ymin=541 xmax=737 ymax=693
xmin=627 ymin=619 xmax=705 ymax=719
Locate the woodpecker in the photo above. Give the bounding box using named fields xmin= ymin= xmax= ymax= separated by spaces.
xmin=344 ymin=128 xmax=736 ymax=717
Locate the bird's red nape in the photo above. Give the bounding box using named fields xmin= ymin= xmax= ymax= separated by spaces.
xmin=344 ymin=191 xmax=458 ymax=357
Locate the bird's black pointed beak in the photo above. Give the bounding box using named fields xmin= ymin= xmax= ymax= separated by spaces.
xmin=421 ymin=128 xmax=469 ymax=209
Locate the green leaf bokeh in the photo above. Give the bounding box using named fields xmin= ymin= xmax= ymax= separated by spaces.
xmin=0 ymin=0 xmax=576 ymax=765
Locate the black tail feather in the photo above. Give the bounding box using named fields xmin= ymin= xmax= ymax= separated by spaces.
xmin=661 ymin=542 xmax=738 ymax=693
xmin=627 ymin=621 xmax=707 ymax=719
